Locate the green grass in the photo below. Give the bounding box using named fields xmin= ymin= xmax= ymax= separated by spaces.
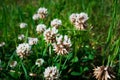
xmin=0 ymin=0 xmax=120 ymax=80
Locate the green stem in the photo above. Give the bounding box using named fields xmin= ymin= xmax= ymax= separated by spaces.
xmin=60 ymin=57 xmax=68 ymax=74
xmin=25 ymin=29 xmax=28 ymax=43
xmin=59 ymin=56 xmax=62 ymax=70
xmin=49 ymin=44 xmax=52 ymax=56
xmin=20 ymin=59 xmax=28 ymax=79
xmin=118 ymin=54 xmax=120 ymax=76
xmin=54 ymin=55 xmax=59 ymax=62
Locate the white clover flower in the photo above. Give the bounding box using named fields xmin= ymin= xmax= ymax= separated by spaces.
xmin=18 ymin=34 xmax=25 ymax=41
xmin=53 ymin=35 xmax=71 ymax=55
xmin=32 ymin=14 xmax=40 ymax=20
xmin=36 ymin=24 xmax=46 ymax=34
xmin=69 ymin=13 xmax=78 ymax=24
xmin=35 ymin=58 xmax=44 ymax=67
xmin=76 ymin=12 xmax=89 ymax=23
xmin=20 ymin=23 xmax=27 ymax=28
xmin=75 ymin=12 xmax=88 ymax=30
xmin=16 ymin=43 xmax=31 ymax=58
xmin=44 ymin=66 xmax=60 ymax=80
xmin=44 ymin=27 xmax=58 ymax=43
xmin=51 ymin=19 xmax=62 ymax=28
xmin=70 ymin=12 xmax=89 ymax=30
xmin=93 ymin=66 xmax=115 ymax=80
xmin=0 ymin=42 xmax=5 ymax=47
xmin=28 ymin=37 xmax=38 ymax=45
xmin=9 ymin=61 xmax=17 ymax=68
xmin=37 ymin=7 xmax=48 ymax=19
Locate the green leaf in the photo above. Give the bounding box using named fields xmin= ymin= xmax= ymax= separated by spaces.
xmin=56 ymin=63 xmax=61 ymax=69
xmin=20 ymin=60 xmax=28 ymax=79
xmin=83 ymin=67 xmax=89 ymax=71
xmin=71 ymin=57 xmax=79 ymax=63
xmin=9 ymin=71 xmax=21 ymax=79
xmin=61 ymin=65 xmax=67 ymax=70
xmin=71 ymin=71 xmax=81 ymax=76
xmin=66 ymin=53 xmax=73 ymax=60
xmin=88 ymin=54 xmax=94 ymax=60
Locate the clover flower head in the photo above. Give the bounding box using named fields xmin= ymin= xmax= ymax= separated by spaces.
xmin=93 ymin=66 xmax=115 ymax=80
xmin=36 ymin=24 xmax=46 ymax=34
xmin=51 ymin=19 xmax=62 ymax=28
xmin=20 ymin=23 xmax=27 ymax=28
xmin=37 ymin=7 xmax=48 ymax=19
xmin=16 ymin=43 xmax=31 ymax=58
xmin=44 ymin=66 xmax=60 ymax=80
xmin=35 ymin=58 xmax=44 ymax=67
xmin=53 ymin=35 xmax=71 ymax=55
xmin=33 ymin=14 xmax=40 ymax=20
xmin=69 ymin=13 xmax=78 ymax=24
xmin=28 ymin=37 xmax=38 ymax=45
xmin=18 ymin=34 xmax=25 ymax=41
xmin=9 ymin=61 xmax=17 ymax=68
xmin=44 ymin=27 xmax=58 ymax=43
xmin=70 ymin=12 xmax=89 ymax=30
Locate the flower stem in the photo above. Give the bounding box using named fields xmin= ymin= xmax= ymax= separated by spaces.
xmin=49 ymin=44 xmax=52 ymax=56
